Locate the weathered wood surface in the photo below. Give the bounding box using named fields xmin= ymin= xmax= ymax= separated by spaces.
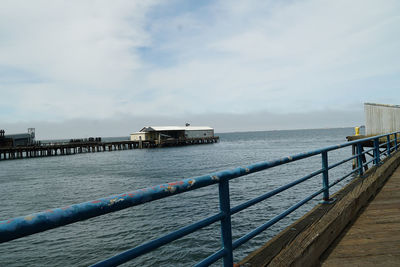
xmin=321 ymin=163 xmax=400 ymax=266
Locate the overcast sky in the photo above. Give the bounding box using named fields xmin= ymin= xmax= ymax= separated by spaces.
xmin=1 ymin=0 xmax=399 ymax=139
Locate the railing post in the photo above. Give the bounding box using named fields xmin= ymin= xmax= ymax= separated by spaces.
xmin=395 ymin=133 xmax=398 ymax=151
xmin=356 ymin=143 xmax=364 ymax=175
xmin=321 ymin=151 xmax=330 ymax=202
xmin=386 ymin=135 xmax=391 ymax=156
xmin=219 ymin=178 xmax=233 ymax=267
xmin=373 ymin=138 xmax=380 ymax=166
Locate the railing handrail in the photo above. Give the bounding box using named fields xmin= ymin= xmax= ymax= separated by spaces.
xmin=1 ymin=131 xmax=399 ymax=266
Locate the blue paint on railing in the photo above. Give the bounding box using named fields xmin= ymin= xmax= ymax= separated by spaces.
xmin=1 ymin=131 xmax=399 ymax=266
xmin=321 ymin=151 xmax=330 ymax=201
xmin=356 ymin=143 xmax=364 ymax=175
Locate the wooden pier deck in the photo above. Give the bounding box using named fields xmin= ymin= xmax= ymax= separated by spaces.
xmin=321 ymin=165 xmax=400 ymax=266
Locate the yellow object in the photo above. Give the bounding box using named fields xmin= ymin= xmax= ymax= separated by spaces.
xmin=355 ymin=127 xmax=360 ymax=136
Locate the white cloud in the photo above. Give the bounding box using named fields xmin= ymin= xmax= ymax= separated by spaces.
xmin=0 ymin=1 xmax=153 ymax=86
xmin=0 ymin=0 xmax=399 ymax=126
xmin=0 ymin=0 xmax=157 ymax=121
xmin=141 ymin=0 xmax=400 ymax=114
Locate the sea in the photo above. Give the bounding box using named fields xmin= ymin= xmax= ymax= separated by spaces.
xmin=0 ymin=127 xmax=357 ymax=266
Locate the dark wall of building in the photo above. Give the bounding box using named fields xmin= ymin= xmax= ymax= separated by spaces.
xmin=1 ymin=131 xmax=35 ymax=147
xmin=0 ymin=137 xmax=13 ymax=148
xmin=10 ymin=134 xmax=32 ymax=147
xmin=159 ymin=130 xmax=185 ymax=139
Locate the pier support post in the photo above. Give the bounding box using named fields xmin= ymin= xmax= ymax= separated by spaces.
xmin=356 ymin=143 xmax=364 ymax=175
xmin=321 ymin=151 xmax=331 ymax=202
xmin=351 ymin=145 xmax=356 ymax=169
xmin=374 ymin=138 xmax=380 ymax=165
xmin=219 ymin=178 xmax=234 ymax=266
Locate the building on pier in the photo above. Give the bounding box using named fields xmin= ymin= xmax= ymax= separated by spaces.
xmin=130 ymin=126 xmax=215 ymax=142
xmin=0 ymin=130 xmax=13 ymax=147
xmin=365 ymin=103 xmax=400 ymax=136
xmin=0 ymin=128 xmax=35 ymax=147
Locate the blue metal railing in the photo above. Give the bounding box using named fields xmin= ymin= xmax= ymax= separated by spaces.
xmin=1 ymin=131 xmax=399 ymax=266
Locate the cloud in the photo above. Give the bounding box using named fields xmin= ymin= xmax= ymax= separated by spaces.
xmin=0 ymin=1 xmax=153 ymax=85
xmin=0 ymin=0 xmax=399 ymax=129
xmin=0 ymin=0 xmax=157 ymax=121
xmin=141 ymin=0 xmax=400 ymax=113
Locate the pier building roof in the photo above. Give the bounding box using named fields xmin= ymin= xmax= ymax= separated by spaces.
xmin=139 ymin=126 xmax=213 ymax=132
xmin=364 ymin=102 xmax=400 ymax=108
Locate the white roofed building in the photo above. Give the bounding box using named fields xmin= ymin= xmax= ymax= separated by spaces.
xmin=130 ymin=126 xmax=215 ymax=142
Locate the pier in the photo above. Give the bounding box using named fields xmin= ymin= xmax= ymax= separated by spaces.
xmin=0 ymin=137 xmax=219 ymax=160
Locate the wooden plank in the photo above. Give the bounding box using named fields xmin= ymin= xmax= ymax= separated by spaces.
xmin=326 ymin=242 xmax=400 ymax=257
xmin=321 ymin=161 xmax=400 ymax=266
xmin=323 ymin=254 xmax=400 ymax=267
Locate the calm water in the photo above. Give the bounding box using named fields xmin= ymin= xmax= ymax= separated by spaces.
xmin=0 ymin=128 xmax=356 ymax=266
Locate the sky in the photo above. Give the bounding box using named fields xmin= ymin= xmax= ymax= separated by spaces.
xmin=1 ymin=0 xmax=399 ymax=139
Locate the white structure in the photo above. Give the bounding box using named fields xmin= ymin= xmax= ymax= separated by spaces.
xmin=130 ymin=126 xmax=214 ymax=141
xmin=365 ymin=103 xmax=400 ymax=136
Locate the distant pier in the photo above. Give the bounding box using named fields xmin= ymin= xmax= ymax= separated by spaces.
xmin=0 ymin=137 xmax=219 ymax=160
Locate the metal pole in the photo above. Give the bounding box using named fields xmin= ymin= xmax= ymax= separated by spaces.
xmin=356 ymin=143 xmax=364 ymax=175
xmin=321 ymin=151 xmax=330 ymax=201
xmin=218 ymin=178 xmax=233 ymax=267
xmin=373 ymin=138 xmax=380 ymax=166
xmin=387 ymin=135 xmax=391 ymax=156
xmin=351 ymin=145 xmax=356 ymax=169
xmin=395 ymin=133 xmax=398 ymax=151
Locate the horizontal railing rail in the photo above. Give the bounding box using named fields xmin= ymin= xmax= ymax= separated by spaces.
xmin=1 ymin=131 xmax=399 ymax=266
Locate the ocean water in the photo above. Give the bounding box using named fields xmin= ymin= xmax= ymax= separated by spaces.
xmin=0 ymin=128 xmax=356 ymax=266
